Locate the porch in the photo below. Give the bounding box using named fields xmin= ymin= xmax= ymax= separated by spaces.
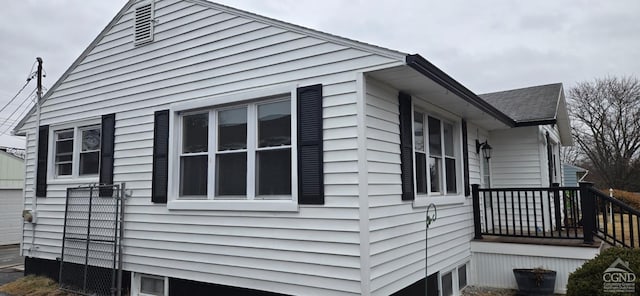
xmin=469 ymin=182 xmax=640 ymax=293
xmin=471 ymin=182 xmax=640 ymax=248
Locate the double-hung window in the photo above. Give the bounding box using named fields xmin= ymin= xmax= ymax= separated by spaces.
xmin=53 ymin=125 xmax=101 ymax=178
xmin=414 ymin=111 xmax=458 ymax=195
xmin=178 ymin=97 xmax=292 ymax=201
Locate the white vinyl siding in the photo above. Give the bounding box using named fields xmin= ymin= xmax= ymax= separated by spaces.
xmin=19 ymin=0 xmax=402 ymax=295
xmin=489 ymin=126 xmax=543 ymax=188
xmin=365 ymin=79 xmax=477 ymax=295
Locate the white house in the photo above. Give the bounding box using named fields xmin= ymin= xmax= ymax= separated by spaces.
xmin=14 ymin=0 xmax=592 ymax=295
xmin=0 ymin=147 xmax=25 ymax=246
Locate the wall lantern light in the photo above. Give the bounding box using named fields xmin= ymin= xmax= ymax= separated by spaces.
xmin=476 ymin=139 xmax=492 ymax=160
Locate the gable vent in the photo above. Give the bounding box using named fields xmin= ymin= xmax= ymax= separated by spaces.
xmin=134 ymin=2 xmax=154 ymax=45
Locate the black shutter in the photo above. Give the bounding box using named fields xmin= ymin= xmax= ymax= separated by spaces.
xmin=462 ymin=119 xmax=470 ymax=196
xmin=152 ymin=110 xmax=169 ymax=203
xmin=35 ymin=125 xmax=49 ymax=198
xmin=99 ymin=114 xmax=116 ymax=197
xmin=399 ymin=92 xmax=414 ymax=201
xmin=297 ymin=84 xmax=324 ymax=205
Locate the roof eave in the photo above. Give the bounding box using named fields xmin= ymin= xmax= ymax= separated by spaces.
xmin=514 ymin=119 xmax=557 ymax=127
xmin=405 ymin=54 xmax=516 ymax=127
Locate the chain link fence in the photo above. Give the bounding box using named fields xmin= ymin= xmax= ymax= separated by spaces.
xmin=60 ymin=184 xmax=124 ymax=296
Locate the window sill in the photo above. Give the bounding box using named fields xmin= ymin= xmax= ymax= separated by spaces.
xmin=167 ymin=199 xmax=299 ymax=212
xmin=412 ymin=194 xmax=467 ymax=208
xmin=46 ymin=177 xmax=99 ymax=185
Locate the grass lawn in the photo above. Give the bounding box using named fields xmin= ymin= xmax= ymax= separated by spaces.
xmin=0 ymin=275 xmax=77 ymax=296
xmin=598 ymin=213 xmax=640 ymax=247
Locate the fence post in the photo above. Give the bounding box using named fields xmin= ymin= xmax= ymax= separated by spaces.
xmin=552 ymin=183 xmax=562 ymax=231
xmin=472 ymin=184 xmax=483 ymax=239
xmin=579 ymin=182 xmax=595 ymax=244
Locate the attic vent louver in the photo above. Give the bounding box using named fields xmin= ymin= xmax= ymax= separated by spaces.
xmin=134 ymin=2 xmax=154 ymax=45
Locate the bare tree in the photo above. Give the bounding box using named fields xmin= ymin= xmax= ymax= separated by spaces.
xmin=560 ymin=145 xmax=583 ymax=166
xmin=569 ymin=76 xmax=640 ymax=190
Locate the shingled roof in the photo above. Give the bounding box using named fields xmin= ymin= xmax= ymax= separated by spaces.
xmin=479 ymin=83 xmax=562 ymax=123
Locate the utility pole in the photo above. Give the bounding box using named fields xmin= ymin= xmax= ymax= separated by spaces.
xmin=36 ymin=57 xmax=43 ymax=100
xmin=31 ymin=57 xmax=43 ymax=254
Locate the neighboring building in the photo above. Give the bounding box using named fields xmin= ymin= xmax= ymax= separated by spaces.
xmin=14 ymin=0 xmax=586 ymax=295
xmin=562 ymin=163 xmax=588 ymax=187
xmin=0 ymin=147 xmax=25 ymax=245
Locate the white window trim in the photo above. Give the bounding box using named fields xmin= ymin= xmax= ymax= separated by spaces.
xmin=47 ymin=118 xmax=101 ymax=183
xmin=132 ymin=272 xmax=168 ymax=296
xmin=438 ymin=261 xmax=470 ymax=296
xmin=411 ymin=101 xmax=465 ymax=207
xmin=167 ymin=84 xmax=299 ymax=211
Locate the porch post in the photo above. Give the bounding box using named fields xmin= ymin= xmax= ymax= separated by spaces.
xmin=552 ymin=183 xmax=562 ymax=231
xmin=579 ymin=182 xmax=595 ymax=244
xmin=472 ymin=184 xmax=483 ymax=239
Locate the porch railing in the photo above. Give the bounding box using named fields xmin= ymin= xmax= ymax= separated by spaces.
xmin=588 ymin=185 xmax=640 ymax=248
xmin=472 ymin=184 xmax=583 ymax=240
xmin=472 ymin=182 xmax=640 ymax=247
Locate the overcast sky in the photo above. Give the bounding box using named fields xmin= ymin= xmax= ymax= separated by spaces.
xmin=1 ymin=0 xmax=639 ymax=145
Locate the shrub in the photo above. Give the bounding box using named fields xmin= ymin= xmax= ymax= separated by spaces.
xmin=612 ymin=189 xmax=640 ymax=210
xmin=567 ymin=247 xmax=640 ymax=296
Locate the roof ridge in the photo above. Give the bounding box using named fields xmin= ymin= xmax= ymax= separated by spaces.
xmin=479 ymin=82 xmax=562 ymax=96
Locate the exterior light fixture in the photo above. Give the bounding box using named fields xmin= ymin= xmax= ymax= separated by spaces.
xmin=476 ymin=139 xmax=492 ymax=160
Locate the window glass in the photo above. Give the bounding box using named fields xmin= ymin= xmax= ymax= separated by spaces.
xmin=428 ymin=116 xmax=441 ymax=156
xmin=258 ymin=100 xmax=290 ymax=147
xmin=55 ymin=129 xmax=74 ymax=176
xmin=215 ymin=153 xmax=247 ymax=196
xmin=79 ymin=152 xmax=100 ymax=175
xmin=180 ymin=155 xmax=207 ymax=197
xmin=429 ymin=157 xmax=441 ymax=193
xmin=182 ymin=113 xmax=208 ymax=153
xmin=442 ymin=271 xmax=453 ymax=296
xmin=81 ymin=129 xmax=101 ymax=151
xmin=415 ymin=152 xmax=427 ymax=194
xmin=140 ymin=275 xmax=164 ymax=295
xmin=79 ymin=127 xmax=100 ymax=175
xmin=445 ymin=158 xmax=456 ymax=193
xmin=443 ymin=122 xmax=454 ymax=157
xmin=458 ymin=264 xmax=468 ymax=289
xmin=256 ymin=149 xmax=291 ymax=196
xmin=414 ymin=112 xmax=424 ymax=151
xmin=218 ymin=107 xmax=247 ymax=151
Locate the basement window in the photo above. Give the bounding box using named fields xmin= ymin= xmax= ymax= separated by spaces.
xmin=134 ymin=1 xmax=155 ymax=45
xmin=133 ymin=273 xmax=167 ymax=296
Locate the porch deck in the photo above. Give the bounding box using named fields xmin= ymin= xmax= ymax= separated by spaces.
xmin=475 ymin=234 xmax=601 ymax=248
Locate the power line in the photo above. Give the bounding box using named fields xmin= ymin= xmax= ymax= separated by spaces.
xmin=0 ymin=88 xmax=36 ymax=135
xmin=0 ymin=80 xmax=31 ymax=115
xmin=0 ymin=62 xmax=38 ymax=115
